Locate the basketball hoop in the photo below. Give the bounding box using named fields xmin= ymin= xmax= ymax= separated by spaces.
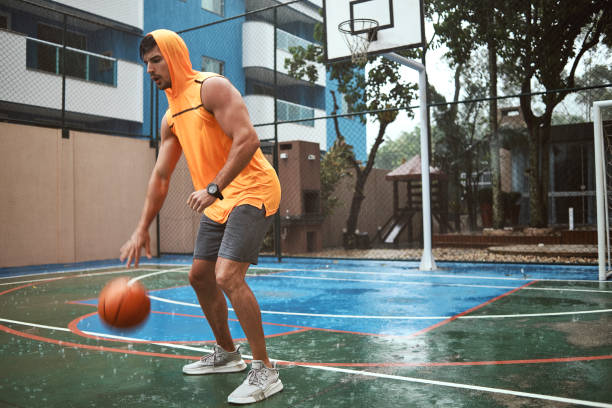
xmin=338 ymin=18 xmax=379 ymax=65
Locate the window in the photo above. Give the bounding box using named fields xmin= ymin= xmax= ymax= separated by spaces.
xmin=201 ymin=56 xmax=224 ymax=75
xmin=37 ymin=23 xmax=87 ymax=79
xmin=276 ymin=100 xmax=314 ymax=127
xmin=202 ymin=0 xmax=224 ymax=15
xmin=26 ymin=23 xmax=116 ymax=86
xmin=276 ymin=29 xmax=311 ymax=52
xmin=0 ymin=11 xmax=10 ymax=30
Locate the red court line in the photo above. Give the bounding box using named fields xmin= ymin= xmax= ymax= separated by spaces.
xmin=0 ymin=323 xmax=198 ymax=361
xmin=70 ymin=300 xmax=381 ymax=337
xmin=409 ymin=280 xmax=540 ymax=337
xmin=4 ymin=321 xmax=610 ymax=369
xmin=0 ymin=278 xmax=63 ymax=296
xmin=67 ymin=309 xmax=311 ymax=344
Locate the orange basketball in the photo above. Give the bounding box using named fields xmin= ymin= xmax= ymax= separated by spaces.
xmin=98 ymin=277 xmax=150 ymax=329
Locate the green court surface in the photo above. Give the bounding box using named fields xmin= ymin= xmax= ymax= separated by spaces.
xmin=1 ymin=259 xmax=611 ymax=407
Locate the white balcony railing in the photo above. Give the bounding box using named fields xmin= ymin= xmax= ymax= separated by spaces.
xmin=26 ymin=37 xmax=117 ymax=86
xmin=1 ymin=30 xmax=143 ymax=123
xmin=242 ymin=21 xmax=326 ymax=87
xmin=245 ymin=95 xmax=326 ymax=150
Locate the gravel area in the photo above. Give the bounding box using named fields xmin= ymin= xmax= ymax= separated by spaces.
xmin=271 ymin=245 xmax=598 ymax=265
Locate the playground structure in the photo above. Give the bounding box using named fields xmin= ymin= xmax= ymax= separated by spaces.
xmin=377 ymin=155 xmax=450 ymax=246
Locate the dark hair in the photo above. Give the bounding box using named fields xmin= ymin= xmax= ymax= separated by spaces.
xmin=139 ymin=34 xmax=158 ymax=61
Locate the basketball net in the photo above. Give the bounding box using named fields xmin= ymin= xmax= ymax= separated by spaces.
xmin=338 ymin=19 xmax=379 ymax=65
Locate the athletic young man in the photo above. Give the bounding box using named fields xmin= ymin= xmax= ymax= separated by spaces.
xmin=119 ymin=29 xmax=283 ymax=404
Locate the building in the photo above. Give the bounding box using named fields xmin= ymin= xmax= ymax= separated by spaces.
xmin=0 ymin=0 xmax=144 ymax=135
xmin=0 ymin=0 xmax=368 ymax=256
xmin=1 ymin=0 xmax=367 ymax=157
xmin=143 ymin=0 xmax=366 ymax=158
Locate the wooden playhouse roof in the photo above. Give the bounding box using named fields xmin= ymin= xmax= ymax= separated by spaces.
xmin=385 ymin=155 xmax=446 ymax=181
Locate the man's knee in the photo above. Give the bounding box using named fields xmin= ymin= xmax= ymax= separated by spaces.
xmin=215 ymin=268 xmax=239 ymax=293
xmin=189 ymin=260 xmax=216 ymax=290
xmin=214 ymin=259 xmax=248 ymax=294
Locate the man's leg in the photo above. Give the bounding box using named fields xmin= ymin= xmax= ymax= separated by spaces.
xmin=214 ymin=257 xmax=270 ymax=367
xmin=188 ymin=259 xmax=235 ymax=352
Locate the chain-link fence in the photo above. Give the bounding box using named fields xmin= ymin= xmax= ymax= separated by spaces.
xmin=4 ymin=0 xmax=609 ymax=265
xmin=154 ymin=1 xmax=612 ymax=265
xmin=0 ymin=0 xmax=145 ymax=137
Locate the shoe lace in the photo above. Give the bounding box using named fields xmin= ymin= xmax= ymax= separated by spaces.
xmin=247 ymin=366 xmax=272 ymax=387
xmin=200 ymin=348 xmax=219 ymax=364
xmin=200 ymin=344 xmax=240 ymax=365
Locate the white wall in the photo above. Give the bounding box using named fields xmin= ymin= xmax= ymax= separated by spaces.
xmin=54 ymin=0 xmax=143 ymax=30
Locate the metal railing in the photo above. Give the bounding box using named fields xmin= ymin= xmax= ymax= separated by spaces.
xmin=25 ymin=36 xmax=117 ymax=86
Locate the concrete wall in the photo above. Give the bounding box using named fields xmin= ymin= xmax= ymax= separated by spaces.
xmin=0 ymin=122 xmax=156 ymax=268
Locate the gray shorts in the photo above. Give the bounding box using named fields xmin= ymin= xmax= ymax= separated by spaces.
xmin=194 ymin=204 xmax=274 ymax=265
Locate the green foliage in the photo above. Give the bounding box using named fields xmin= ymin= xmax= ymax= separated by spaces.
xmin=374 ymin=128 xmax=421 ymax=170
xmin=283 ymin=18 xmax=418 ymax=234
xmin=320 ymin=136 xmax=355 ymax=217
xmin=575 ymin=63 xmax=612 ymax=120
xmin=429 ymin=0 xmax=611 ymax=227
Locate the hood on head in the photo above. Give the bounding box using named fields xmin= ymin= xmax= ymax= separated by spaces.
xmin=149 ymin=29 xmax=198 ymax=100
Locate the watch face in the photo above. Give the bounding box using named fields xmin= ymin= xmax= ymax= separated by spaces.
xmin=207 ymin=183 xmax=218 ymax=195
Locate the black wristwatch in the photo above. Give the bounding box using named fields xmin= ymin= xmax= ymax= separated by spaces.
xmin=206 ymin=183 xmax=224 ymax=200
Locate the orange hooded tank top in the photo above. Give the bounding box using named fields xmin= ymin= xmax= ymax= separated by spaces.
xmin=150 ymin=29 xmax=280 ymax=223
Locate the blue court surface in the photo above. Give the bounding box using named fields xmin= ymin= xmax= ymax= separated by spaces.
xmin=59 ymin=255 xmax=603 ymax=342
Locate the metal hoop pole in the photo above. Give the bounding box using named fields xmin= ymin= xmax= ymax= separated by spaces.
xmin=384 ymin=52 xmax=436 ymax=271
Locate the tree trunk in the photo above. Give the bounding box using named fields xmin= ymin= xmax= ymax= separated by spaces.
xmin=487 ymin=12 xmax=502 ymax=229
xmin=345 ymin=120 xmax=390 ymax=235
xmin=527 ymin=125 xmax=546 ymax=227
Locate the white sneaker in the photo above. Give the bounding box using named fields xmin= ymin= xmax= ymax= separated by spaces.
xmin=182 ymin=344 xmax=247 ymax=375
xmin=227 ymin=360 xmax=283 ymax=404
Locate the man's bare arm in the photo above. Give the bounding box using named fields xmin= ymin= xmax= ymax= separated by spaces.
xmin=186 ymin=77 xmax=261 ymax=213
xmin=120 ymin=115 xmax=182 ymax=267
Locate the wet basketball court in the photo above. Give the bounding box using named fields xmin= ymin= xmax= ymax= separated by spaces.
xmin=1 ymin=256 xmax=611 ymax=407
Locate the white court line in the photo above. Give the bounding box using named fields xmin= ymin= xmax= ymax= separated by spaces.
xmin=254 ymin=265 xmax=611 ymax=284
xmin=0 ymin=264 xmax=128 ymax=280
xmin=147 ymin=294 xmax=612 ymax=320
xmin=6 ymin=266 xmax=608 ymax=293
xmin=0 ymin=317 xmax=212 ymax=353
xmin=299 ymin=365 xmax=612 ymax=408
xmin=128 ymin=267 xmax=190 ymax=285
xmin=0 ymin=318 xmax=72 ymax=332
xmin=0 ymin=267 xmax=189 ymax=287
xmin=251 ymin=273 xmax=612 ymax=294
xmin=3 ymin=261 xmax=608 ymax=285
xmin=1 ymin=318 xmax=610 ymax=408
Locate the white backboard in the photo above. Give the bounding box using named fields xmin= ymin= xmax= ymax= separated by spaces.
xmin=323 ymin=0 xmax=424 ymax=63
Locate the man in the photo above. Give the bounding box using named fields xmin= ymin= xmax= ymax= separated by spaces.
xmin=119 ymin=29 xmax=282 ymax=404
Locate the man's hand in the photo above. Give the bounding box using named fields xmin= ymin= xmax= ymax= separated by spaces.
xmin=187 ymin=189 xmax=216 ymax=213
xmin=120 ymin=229 xmax=152 ymax=268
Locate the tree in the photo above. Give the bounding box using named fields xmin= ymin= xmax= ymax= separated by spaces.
xmin=431 ymin=53 xmax=491 ymax=231
xmin=427 ymin=0 xmax=506 ymax=229
xmin=284 ymin=27 xmax=417 ymax=243
xmin=374 ymin=128 xmax=421 ymax=170
xmin=575 ymin=63 xmax=612 ymax=120
xmin=500 ymin=0 xmax=611 ymax=226
xmin=429 ymin=0 xmax=611 ymax=227
xmin=320 ymin=93 xmax=355 ymax=217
